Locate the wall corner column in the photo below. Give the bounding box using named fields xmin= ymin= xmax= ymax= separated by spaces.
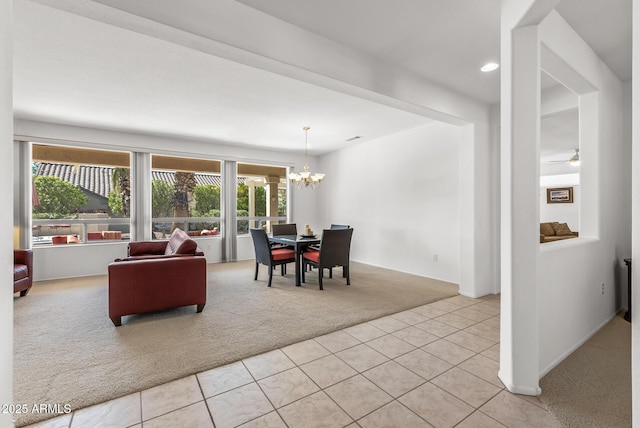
xmin=499 ymin=22 xmax=542 ymax=395
xmin=631 ymin=0 xmax=640 ymax=423
xmin=459 ymin=121 xmax=495 ymax=298
xmin=1 ymin=0 xmax=14 ymax=426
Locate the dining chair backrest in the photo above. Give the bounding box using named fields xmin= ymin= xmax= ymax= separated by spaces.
xmin=319 ymin=228 xmax=353 ymax=267
xmin=249 ymin=228 xmax=273 ymax=265
xmin=272 ymin=223 xmax=297 ymax=236
xmin=330 ymin=224 xmax=350 ymax=229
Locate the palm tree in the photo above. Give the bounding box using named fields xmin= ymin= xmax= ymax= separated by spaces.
xmin=172 ymin=171 xmax=196 ymax=231
xmin=111 ymin=168 xmax=130 ymax=216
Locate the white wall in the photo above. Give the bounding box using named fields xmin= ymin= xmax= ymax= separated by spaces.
xmin=500 ymin=0 xmax=629 ymax=394
xmin=16 ymin=120 xmax=320 ymax=280
xmin=0 ymin=0 xmax=13 ymax=426
xmin=631 ymin=0 xmax=639 ymax=421
xmin=621 ymin=80 xmax=632 ymax=316
xmin=536 ymin=11 xmax=628 ymax=376
xmin=317 ymin=122 xmax=460 ymax=284
xmin=539 ymin=185 xmax=580 ymax=232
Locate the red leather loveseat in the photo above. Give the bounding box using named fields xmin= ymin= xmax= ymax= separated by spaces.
xmin=14 ymin=249 xmax=33 ymax=297
xmin=108 ymin=228 xmax=207 ymax=326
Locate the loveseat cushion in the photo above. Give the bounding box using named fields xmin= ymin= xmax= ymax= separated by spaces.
xmin=129 ymin=241 xmax=167 ymax=256
xmin=165 ymin=228 xmax=198 ymax=255
xmin=552 ymin=222 xmax=573 ymax=236
xmin=14 ymin=264 xmax=28 ymax=281
xmin=540 ymin=222 xmax=556 ymax=237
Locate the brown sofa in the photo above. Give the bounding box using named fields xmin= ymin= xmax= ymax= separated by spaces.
xmin=108 ymin=228 xmax=207 ymax=326
xmin=14 ymin=249 xmax=33 ymax=297
xmin=540 ymin=222 xmax=579 ymax=243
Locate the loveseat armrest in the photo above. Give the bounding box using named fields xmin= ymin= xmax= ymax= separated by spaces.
xmin=14 ymin=249 xmax=33 ymax=268
xmin=128 ymin=241 xmax=167 ymax=256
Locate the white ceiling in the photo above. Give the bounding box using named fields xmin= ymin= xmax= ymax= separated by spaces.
xmin=236 ymin=0 xmax=502 ymax=104
xmin=12 ymin=0 xmax=631 ymax=155
xmin=13 ymin=0 xmax=432 ymax=155
xmin=557 ymin=0 xmax=632 ymax=82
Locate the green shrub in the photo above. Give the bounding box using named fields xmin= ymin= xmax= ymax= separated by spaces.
xmin=33 ymin=176 xmax=88 ymax=216
xmin=152 ymin=180 xmax=173 ymax=218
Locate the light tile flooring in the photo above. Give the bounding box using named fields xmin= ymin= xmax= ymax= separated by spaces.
xmin=25 ymin=294 xmax=561 ymax=428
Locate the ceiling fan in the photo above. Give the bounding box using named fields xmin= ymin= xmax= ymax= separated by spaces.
xmin=547 ymin=149 xmax=580 ymax=166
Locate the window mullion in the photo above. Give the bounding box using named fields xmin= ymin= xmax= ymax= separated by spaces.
xmin=222 ymin=160 xmax=237 ymax=262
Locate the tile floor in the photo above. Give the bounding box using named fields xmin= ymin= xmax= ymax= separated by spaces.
xmin=25 ymin=294 xmax=561 ymax=428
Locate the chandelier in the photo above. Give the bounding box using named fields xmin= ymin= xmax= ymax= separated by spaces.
xmin=289 ymin=126 xmax=325 ymax=189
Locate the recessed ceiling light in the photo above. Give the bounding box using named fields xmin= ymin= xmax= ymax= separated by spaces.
xmin=481 ymin=62 xmax=500 ymax=72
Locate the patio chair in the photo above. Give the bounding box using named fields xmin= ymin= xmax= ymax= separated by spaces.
xmin=272 ymin=223 xmax=298 ymax=236
xmin=250 ymin=228 xmax=296 ymax=287
xmin=271 ymin=223 xmax=297 ymax=274
xmin=307 ymin=224 xmax=351 ymax=275
xmin=302 ymin=228 xmax=354 ymax=290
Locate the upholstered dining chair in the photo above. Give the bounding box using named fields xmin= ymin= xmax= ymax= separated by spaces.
xmin=250 ymin=228 xmax=296 ymax=287
xmin=271 ymin=223 xmax=297 ymax=274
xmin=306 ymin=224 xmax=351 ymax=275
xmin=302 ymin=228 xmax=354 ymax=290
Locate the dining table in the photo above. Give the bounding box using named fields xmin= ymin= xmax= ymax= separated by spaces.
xmin=268 ymin=234 xmax=321 ymax=286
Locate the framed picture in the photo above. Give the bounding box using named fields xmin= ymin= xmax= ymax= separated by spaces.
xmin=547 ymin=187 xmax=573 ymax=204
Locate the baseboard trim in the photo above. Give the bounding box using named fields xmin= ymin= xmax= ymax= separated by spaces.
xmin=498 ymin=371 xmax=542 ymax=396
xmin=538 ymin=310 xmax=620 ymax=378
xmin=459 ymin=290 xmax=501 ymax=299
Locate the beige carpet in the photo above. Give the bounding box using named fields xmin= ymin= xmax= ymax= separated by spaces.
xmin=539 ymin=314 xmax=631 ymax=428
xmin=13 ymin=260 xmax=458 ymax=427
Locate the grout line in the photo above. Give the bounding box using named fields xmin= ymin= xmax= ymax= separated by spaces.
xmin=30 ymin=296 xmax=524 ymax=428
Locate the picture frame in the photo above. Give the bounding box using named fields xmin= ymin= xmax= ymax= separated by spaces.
xmin=547 ymin=187 xmax=573 ymax=204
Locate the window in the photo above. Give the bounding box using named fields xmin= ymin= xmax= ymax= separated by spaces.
xmin=32 ymin=144 xmax=131 ymax=245
xmin=151 ymin=155 xmax=222 ymax=239
xmin=237 ymin=162 xmax=287 ymax=234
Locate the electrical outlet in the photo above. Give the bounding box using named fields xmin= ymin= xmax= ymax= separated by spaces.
xmin=433 ymin=254 xmax=438 ymax=262
xmin=601 ymin=283 xmax=605 ymax=295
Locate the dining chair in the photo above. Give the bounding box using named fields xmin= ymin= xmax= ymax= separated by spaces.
xmin=272 ymin=223 xmax=298 ymax=236
xmin=301 ymin=228 xmax=354 ymax=290
xmin=307 ymin=224 xmax=346 ymax=251
xmin=271 ymin=223 xmax=297 ymax=274
xmin=307 ymin=224 xmax=351 ymax=275
xmin=250 ymin=228 xmax=296 ymax=287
